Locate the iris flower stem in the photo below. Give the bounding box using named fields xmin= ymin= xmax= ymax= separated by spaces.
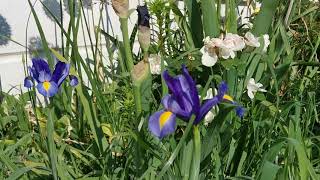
xmin=158 ymin=115 xmax=196 ymax=179
xmin=119 ymin=18 xmax=134 ymax=72
xmin=120 ymin=17 xmax=143 ymax=116
xmin=189 ymin=126 xmax=201 ymax=180
xmin=47 ymin=107 xmax=58 ymax=180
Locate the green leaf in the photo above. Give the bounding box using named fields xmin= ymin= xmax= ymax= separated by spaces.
xmin=201 ymin=0 xmax=220 ymax=37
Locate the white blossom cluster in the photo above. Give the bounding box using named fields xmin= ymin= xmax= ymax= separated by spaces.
xmin=200 ymin=32 xmax=270 ymax=67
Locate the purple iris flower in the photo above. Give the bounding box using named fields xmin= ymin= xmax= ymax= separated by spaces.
xmin=24 ymin=58 xmax=78 ymax=97
xmin=148 ymin=65 xmax=228 ymax=139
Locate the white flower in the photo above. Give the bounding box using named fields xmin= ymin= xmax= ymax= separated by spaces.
xmin=200 ymin=37 xmax=223 ymax=67
xmin=244 ymin=32 xmax=260 ymax=47
xmin=219 ymin=33 xmax=245 ymax=59
xmin=148 ymin=54 xmax=163 ymax=75
xmin=261 ymin=34 xmax=270 ymax=53
xmin=247 ymin=78 xmax=267 ymax=99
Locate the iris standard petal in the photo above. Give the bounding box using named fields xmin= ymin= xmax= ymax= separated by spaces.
xmin=51 ymin=61 xmax=70 ymax=86
xmin=36 ymin=81 xmax=59 ymax=97
xmin=194 ymin=97 xmax=220 ymax=124
xmin=29 ymin=66 xmax=40 ymax=83
xmin=163 ymin=70 xmax=182 ymax=96
xmin=162 ymin=71 xmax=190 ymax=108
xmin=38 ymin=71 xmax=52 ymax=83
xmin=69 ymin=75 xmax=79 ymax=87
xmin=32 ymin=58 xmax=51 ymax=75
xmin=162 ymin=94 xmax=192 ymax=119
xmin=217 ymin=81 xmax=228 ymax=101
xmin=24 ymin=77 xmax=33 ymax=88
xmin=181 ymin=65 xmax=200 ymax=114
xmin=148 ymin=110 xmax=176 ymax=139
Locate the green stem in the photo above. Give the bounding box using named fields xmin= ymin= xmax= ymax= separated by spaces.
xmin=120 ymin=18 xmax=134 ymax=72
xmin=133 ymin=84 xmax=142 ymax=115
xmin=189 ymin=126 xmax=201 ymax=180
xmin=47 ymin=107 xmax=58 ymax=180
xmin=120 ymin=17 xmax=144 ymax=116
xmin=158 ymin=116 xmax=196 ymax=179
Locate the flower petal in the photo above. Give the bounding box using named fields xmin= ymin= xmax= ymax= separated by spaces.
xmin=235 ymin=106 xmax=245 ymax=118
xmin=247 ymin=90 xmax=255 ymax=99
xmin=148 ymin=110 xmax=176 ymax=139
xmin=201 ymin=50 xmax=218 ymax=67
xmin=217 ymin=81 xmax=228 ymax=101
xmin=162 ymin=94 xmax=192 ymax=119
xmin=38 ymin=71 xmax=52 ymax=82
xmin=37 ymin=81 xmax=59 ymax=97
xmin=69 ymin=75 xmax=79 ymax=87
xmin=194 ymin=97 xmax=220 ymax=124
xmin=51 ymin=61 xmax=70 ymax=86
xmin=24 ymin=77 xmax=33 ymax=88
xmin=181 ymin=65 xmax=200 ymax=114
xmin=32 ymin=58 xmax=51 ymax=75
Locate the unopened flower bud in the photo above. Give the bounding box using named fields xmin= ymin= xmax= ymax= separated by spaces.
xmin=131 ymin=60 xmax=150 ymax=85
xmin=137 ymin=5 xmax=151 ymax=52
xmin=112 ymin=0 xmax=129 ymax=18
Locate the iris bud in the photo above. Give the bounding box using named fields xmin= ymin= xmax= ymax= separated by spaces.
xmin=137 ymin=5 xmax=151 ymax=53
xmin=112 ymin=0 xmax=129 ymax=18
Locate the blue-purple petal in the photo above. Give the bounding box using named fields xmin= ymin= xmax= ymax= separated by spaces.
xmin=162 ymin=94 xmax=192 ymax=119
xmin=217 ymin=81 xmax=228 ymax=101
xmin=36 ymin=81 xmax=59 ymax=97
xmin=181 ymin=65 xmax=200 ymax=114
xmin=194 ymin=97 xmax=220 ymax=124
xmin=38 ymin=71 xmax=52 ymax=83
xmin=148 ymin=110 xmax=176 ymax=139
xmin=29 ymin=66 xmax=40 ymax=83
xmin=235 ymin=106 xmax=245 ymax=118
xmin=32 ymin=58 xmax=51 ymax=75
xmin=51 ymin=61 xmax=70 ymax=86
xmin=69 ymin=75 xmax=78 ymax=87
xmin=24 ymin=77 xmax=33 ymax=88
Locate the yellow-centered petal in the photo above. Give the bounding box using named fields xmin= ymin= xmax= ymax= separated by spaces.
xmin=159 ymin=111 xmax=172 ymax=130
xmin=43 ymin=81 xmax=51 ymax=91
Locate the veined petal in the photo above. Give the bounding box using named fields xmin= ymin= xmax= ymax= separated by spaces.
xmin=29 ymin=66 xmax=40 ymax=83
xmin=181 ymin=65 xmax=200 ymax=115
xmin=32 ymin=58 xmax=51 ymax=75
xmin=162 ymin=94 xmax=192 ymax=119
xmin=38 ymin=71 xmax=52 ymax=82
xmin=24 ymin=77 xmax=33 ymax=88
xmin=36 ymin=81 xmax=59 ymax=97
xmin=51 ymin=61 xmax=70 ymax=87
xmin=69 ymin=75 xmax=79 ymax=87
xmin=148 ymin=110 xmax=176 ymax=139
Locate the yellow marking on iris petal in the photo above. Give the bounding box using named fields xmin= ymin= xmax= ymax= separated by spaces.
xmin=159 ymin=111 xmax=173 ymax=130
xmin=43 ymin=81 xmax=51 ymax=91
xmin=223 ymin=95 xmax=234 ymax=102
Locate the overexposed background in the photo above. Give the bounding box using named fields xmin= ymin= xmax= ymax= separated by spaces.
xmin=0 ymin=0 xmax=142 ymax=94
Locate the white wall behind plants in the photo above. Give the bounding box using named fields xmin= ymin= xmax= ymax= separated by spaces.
xmin=0 ymin=0 xmax=141 ymax=94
